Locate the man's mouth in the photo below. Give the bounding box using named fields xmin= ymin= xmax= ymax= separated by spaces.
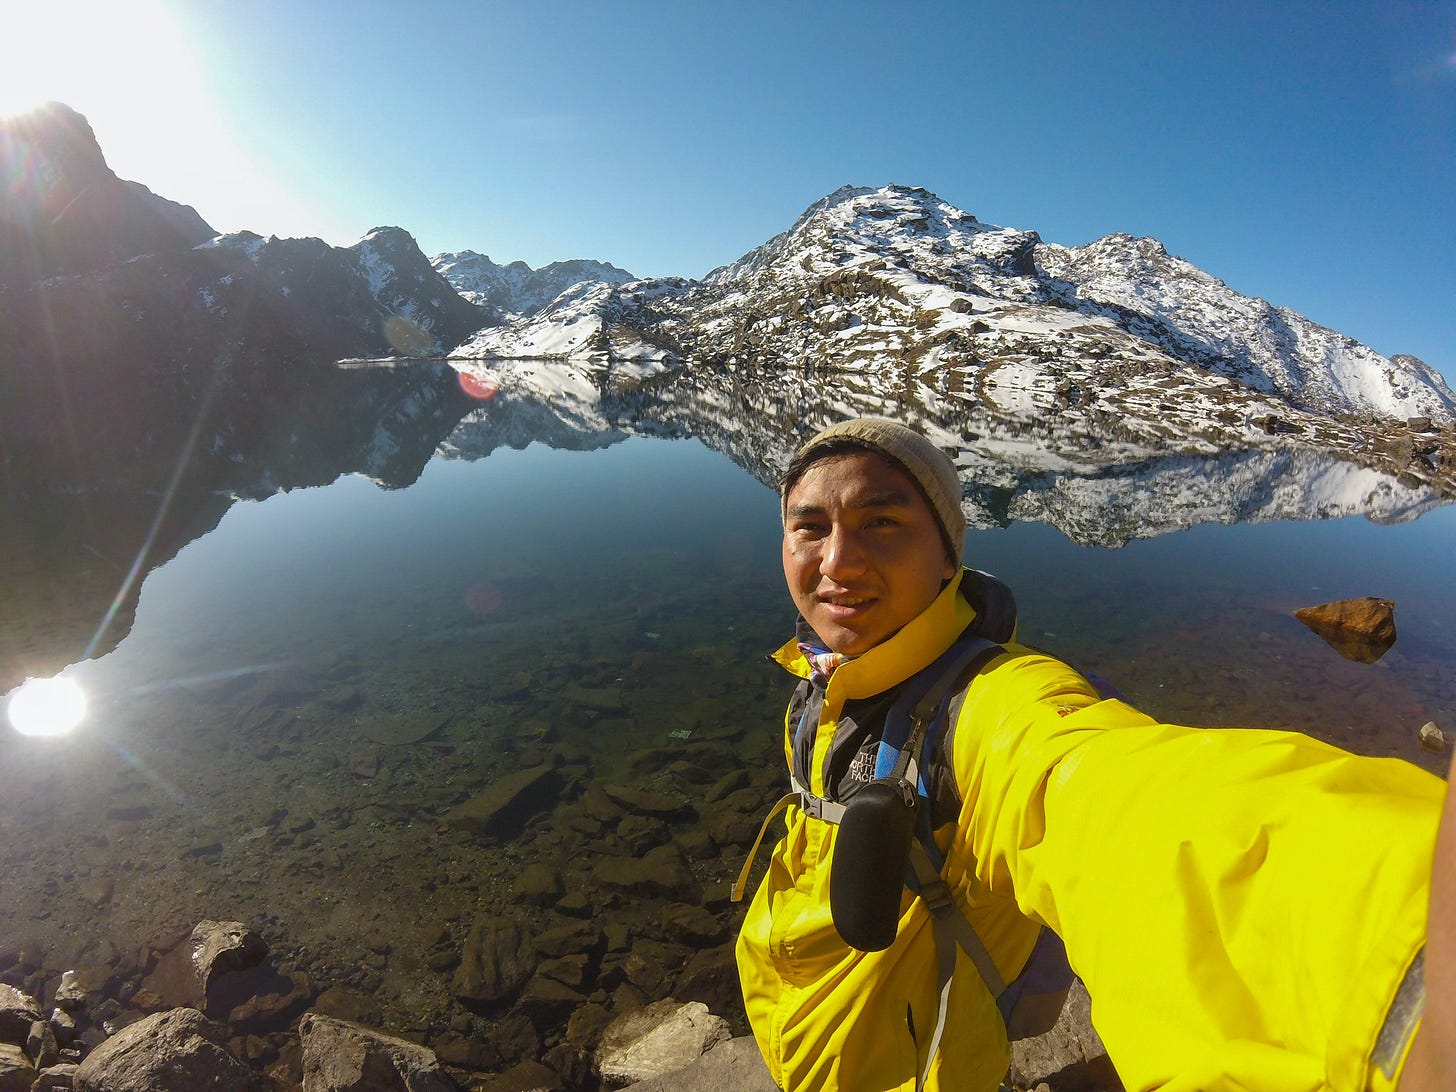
xmin=817 ymin=593 xmax=875 ymax=608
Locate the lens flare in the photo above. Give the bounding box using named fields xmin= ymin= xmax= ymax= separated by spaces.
xmin=465 ymin=581 xmax=503 ymax=615
xmin=457 ymin=370 xmax=500 ymax=401
xmin=7 ymin=676 xmax=88 ymax=737
xmin=384 ymin=315 xmax=433 ymax=357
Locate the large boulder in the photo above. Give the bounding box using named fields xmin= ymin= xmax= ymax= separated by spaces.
xmin=0 ymin=1043 xmax=34 ymax=1092
xmin=71 ymin=1007 xmax=259 ymax=1092
xmin=142 ymin=919 xmax=269 ymax=1014
xmin=616 ymin=1036 xmax=775 ymax=1092
xmin=1293 ymin=596 xmax=1397 ymax=662
xmin=595 ymin=1000 xmax=730 ymax=1087
xmin=298 ymin=1012 xmax=454 ymax=1091
xmin=0 ymin=985 xmax=41 ymax=1042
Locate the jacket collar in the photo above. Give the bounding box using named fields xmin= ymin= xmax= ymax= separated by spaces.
xmin=773 ymin=569 xmax=977 ymax=700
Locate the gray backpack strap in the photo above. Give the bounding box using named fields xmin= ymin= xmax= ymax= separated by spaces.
xmin=907 ymin=840 xmax=1005 ymax=1092
xmin=731 ymin=791 xmax=799 ymax=903
xmin=730 ymin=774 xmax=846 ymax=903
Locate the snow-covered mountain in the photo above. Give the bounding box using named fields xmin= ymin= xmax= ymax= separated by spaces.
xmin=431 ymin=250 xmax=635 ymax=316
xmin=448 ymin=185 xmax=1455 ymax=431
xmin=193 ymin=226 xmax=487 ymax=358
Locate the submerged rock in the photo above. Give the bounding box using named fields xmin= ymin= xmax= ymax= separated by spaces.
xmin=443 ymin=762 xmax=562 ymax=839
xmin=453 ymin=917 xmax=537 ymax=1007
xmin=1293 ymin=597 xmax=1397 ymax=663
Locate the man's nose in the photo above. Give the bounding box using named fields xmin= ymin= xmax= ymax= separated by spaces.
xmin=820 ymin=524 xmax=868 ymax=578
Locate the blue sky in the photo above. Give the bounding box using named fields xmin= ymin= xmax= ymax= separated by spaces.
xmin=6 ymin=1 xmax=1454 ymax=380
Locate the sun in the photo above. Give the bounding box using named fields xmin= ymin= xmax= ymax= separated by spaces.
xmin=6 ymin=676 xmax=88 ymax=737
xmin=0 ymin=1 xmax=185 ymax=120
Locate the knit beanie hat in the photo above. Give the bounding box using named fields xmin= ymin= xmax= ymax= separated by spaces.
xmin=783 ymin=417 xmax=966 ymax=567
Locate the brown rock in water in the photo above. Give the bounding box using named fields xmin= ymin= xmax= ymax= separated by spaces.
xmin=142 ymin=921 xmax=268 ymax=1013
xmin=443 ymin=762 xmax=562 ymax=839
xmin=453 ymin=917 xmax=536 ymax=1007
xmin=1293 ymin=597 xmax=1397 ymax=663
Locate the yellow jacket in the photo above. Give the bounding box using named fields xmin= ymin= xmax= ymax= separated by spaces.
xmin=735 ymin=570 xmax=1443 ymax=1092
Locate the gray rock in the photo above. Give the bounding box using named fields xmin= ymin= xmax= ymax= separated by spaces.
xmin=298 ymin=1012 xmax=454 ymax=1091
xmin=452 ymin=917 xmax=536 ymax=1006
xmin=0 ymin=1042 xmax=34 ymax=1092
xmin=1008 ymin=980 xmax=1122 ymax=1091
xmin=32 ymin=1062 xmax=79 ymax=1091
xmin=0 ymin=984 xmax=41 ymax=1042
xmin=48 ymin=1008 xmax=78 ymax=1045
xmin=72 ymin=1007 xmax=259 ymax=1092
xmin=596 ymin=1000 xmax=730 ymax=1087
xmin=617 ymin=1036 xmax=776 ymax=1092
xmin=52 ymin=966 xmax=110 ymax=1014
xmin=28 ymin=1018 xmax=59 ymax=1068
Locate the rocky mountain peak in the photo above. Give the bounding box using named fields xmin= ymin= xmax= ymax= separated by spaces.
xmin=705 ymin=183 xmax=1034 ymax=290
xmin=0 ymin=101 xmax=216 ymax=286
xmin=431 ymin=249 xmax=636 ymax=318
xmin=454 ymin=182 xmax=1454 ymax=431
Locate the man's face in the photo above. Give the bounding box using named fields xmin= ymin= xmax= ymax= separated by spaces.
xmin=782 ymin=451 xmax=956 ymax=656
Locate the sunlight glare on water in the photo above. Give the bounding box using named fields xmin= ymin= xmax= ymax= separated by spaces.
xmin=6 ymin=675 xmax=88 ymax=737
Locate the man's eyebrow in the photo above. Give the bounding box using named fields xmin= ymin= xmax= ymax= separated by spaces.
xmin=786 ymin=489 xmax=914 ymax=518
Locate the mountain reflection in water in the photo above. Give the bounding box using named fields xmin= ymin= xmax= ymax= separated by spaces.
xmin=2 ymin=357 xmax=1454 ymax=1076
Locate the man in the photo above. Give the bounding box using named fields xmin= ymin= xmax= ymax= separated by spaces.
xmin=734 ymin=417 xmax=1448 ymax=1091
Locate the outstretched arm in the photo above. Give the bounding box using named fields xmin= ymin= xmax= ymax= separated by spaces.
xmin=1399 ymin=750 xmax=1455 ymax=1088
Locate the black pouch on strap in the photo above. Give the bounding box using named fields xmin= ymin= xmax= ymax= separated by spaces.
xmin=830 ymin=778 xmax=918 ymax=952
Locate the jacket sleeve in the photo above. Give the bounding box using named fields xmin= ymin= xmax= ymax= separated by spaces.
xmin=947 ymin=645 xmax=1444 ymax=1092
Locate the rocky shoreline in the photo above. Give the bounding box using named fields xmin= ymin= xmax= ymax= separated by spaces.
xmin=0 ymin=916 xmax=753 ymax=1090
xmin=0 ymin=914 xmax=1116 ymax=1092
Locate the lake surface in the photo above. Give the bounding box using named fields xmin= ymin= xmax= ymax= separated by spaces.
xmin=3 ymin=374 xmax=1455 ymax=1074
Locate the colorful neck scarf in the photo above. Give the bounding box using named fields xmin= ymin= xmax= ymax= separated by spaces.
xmin=799 ymin=642 xmax=853 ymax=686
